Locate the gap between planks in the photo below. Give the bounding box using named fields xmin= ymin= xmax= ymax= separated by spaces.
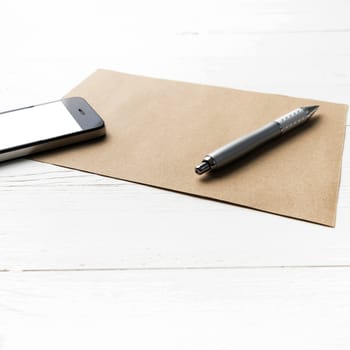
xmin=2 ymin=264 xmax=350 ymax=273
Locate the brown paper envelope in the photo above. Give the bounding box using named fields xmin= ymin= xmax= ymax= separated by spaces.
xmin=33 ymin=69 xmax=348 ymax=226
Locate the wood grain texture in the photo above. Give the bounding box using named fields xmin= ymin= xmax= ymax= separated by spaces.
xmin=0 ymin=132 xmax=348 ymax=269
xmin=2 ymin=268 xmax=350 ymax=350
xmin=0 ymin=0 xmax=349 ymax=348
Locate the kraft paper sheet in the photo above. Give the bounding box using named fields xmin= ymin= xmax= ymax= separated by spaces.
xmin=33 ymin=69 xmax=348 ymax=226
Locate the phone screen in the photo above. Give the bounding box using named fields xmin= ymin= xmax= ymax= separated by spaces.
xmin=0 ymin=101 xmax=82 ymax=150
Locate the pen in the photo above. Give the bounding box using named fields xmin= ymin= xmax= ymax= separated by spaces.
xmin=195 ymin=105 xmax=319 ymax=175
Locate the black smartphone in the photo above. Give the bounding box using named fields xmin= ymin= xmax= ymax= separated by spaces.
xmin=0 ymin=97 xmax=105 ymax=163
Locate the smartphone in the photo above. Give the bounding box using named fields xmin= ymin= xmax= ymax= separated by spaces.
xmin=0 ymin=97 xmax=105 ymax=163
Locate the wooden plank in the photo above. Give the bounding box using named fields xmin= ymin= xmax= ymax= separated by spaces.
xmin=1 ymin=267 xmax=350 ymax=349
xmin=0 ymin=131 xmax=348 ymax=269
xmin=1 ymin=52 xmax=350 ymax=112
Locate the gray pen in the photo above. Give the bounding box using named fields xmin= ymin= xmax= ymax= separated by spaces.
xmin=195 ymin=105 xmax=319 ymax=175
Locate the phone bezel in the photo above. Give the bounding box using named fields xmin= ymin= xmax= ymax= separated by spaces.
xmin=62 ymin=97 xmax=104 ymax=131
xmin=0 ymin=97 xmax=105 ymax=162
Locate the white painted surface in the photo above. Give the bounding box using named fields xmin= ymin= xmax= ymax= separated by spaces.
xmin=0 ymin=0 xmax=350 ymax=348
xmin=2 ymin=268 xmax=350 ymax=350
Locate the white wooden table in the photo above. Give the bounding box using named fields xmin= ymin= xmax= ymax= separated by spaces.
xmin=1 ymin=0 xmax=350 ymax=348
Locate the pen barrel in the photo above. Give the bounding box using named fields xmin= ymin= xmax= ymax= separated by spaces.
xmin=208 ymin=121 xmax=281 ymax=168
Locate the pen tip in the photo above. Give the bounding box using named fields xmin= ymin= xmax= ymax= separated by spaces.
xmin=195 ymin=161 xmax=211 ymax=175
xmin=303 ymin=105 xmax=319 ymax=116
